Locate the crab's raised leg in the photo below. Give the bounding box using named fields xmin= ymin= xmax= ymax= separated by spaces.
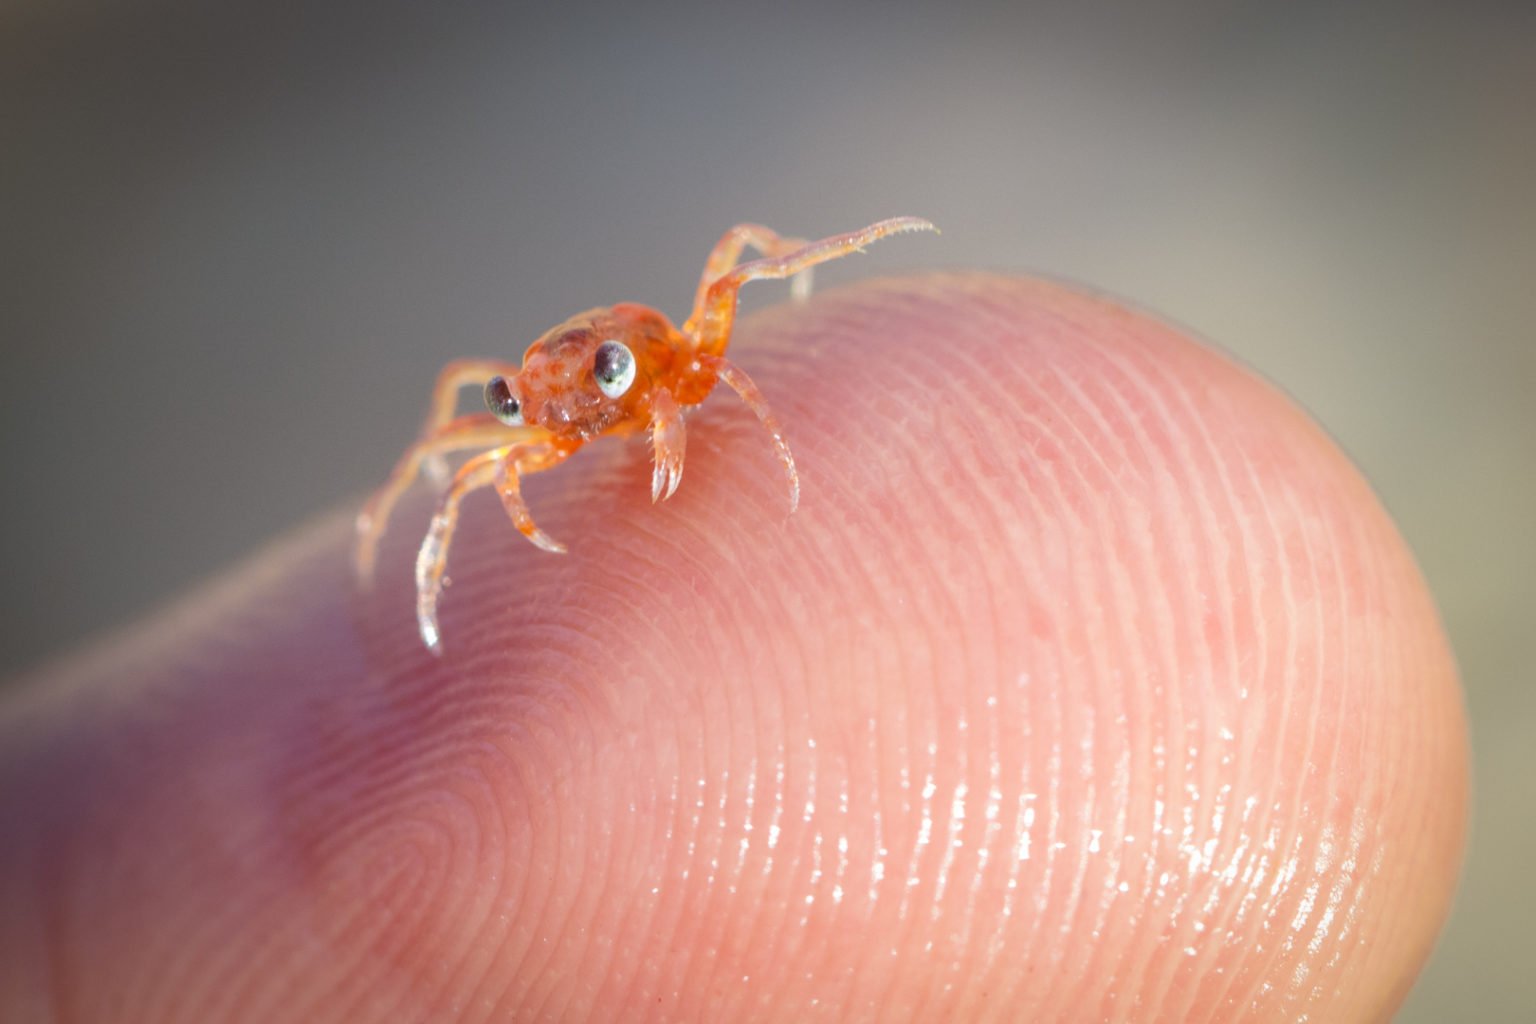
xmin=354 ymin=413 xmax=537 ymax=586
xmin=685 ymin=217 xmax=937 ymax=353
xmin=698 ymin=353 xmax=799 ymax=513
xmin=416 ymin=358 xmax=524 ymax=484
xmin=415 ymin=440 xmax=571 ymax=653
xmin=690 ymin=224 xmax=811 ymax=323
xmin=649 ymin=387 xmax=687 ymax=503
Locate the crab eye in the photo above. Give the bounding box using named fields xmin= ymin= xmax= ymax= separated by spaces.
xmin=593 ymin=340 xmax=636 ymax=399
xmin=484 ymin=375 xmax=523 ymax=425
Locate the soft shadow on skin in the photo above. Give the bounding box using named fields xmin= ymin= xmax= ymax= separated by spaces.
xmin=0 ymin=274 xmax=1467 ymax=1022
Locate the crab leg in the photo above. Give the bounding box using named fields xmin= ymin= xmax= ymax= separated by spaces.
xmin=353 ymin=413 xmax=535 ymax=585
xmin=416 ymin=358 xmax=523 ymax=483
xmin=698 ymin=353 xmax=799 ymax=513
xmin=686 ymin=216 xmax=936 ymax=354
xmin=415 ymin=440 xmax=570 ymax=653
xmin=690 ymin=223 xmax=811 ymax=324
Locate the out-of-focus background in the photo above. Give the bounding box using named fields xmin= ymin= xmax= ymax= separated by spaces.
xmin=2 ymin=0 xmax=1530 ymax=1017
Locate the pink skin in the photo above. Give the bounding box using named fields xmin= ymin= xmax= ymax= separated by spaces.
xmin=0 ymin=274 xmax=1468 ymax=1021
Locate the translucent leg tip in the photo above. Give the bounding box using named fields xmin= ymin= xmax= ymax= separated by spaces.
xmin=526 ymin=527 xmax=568 ymax=554
xmin=418 ymin=610 xmax=443 ymax=655
xmin=423 ymin=454 xmax=450 ymax=488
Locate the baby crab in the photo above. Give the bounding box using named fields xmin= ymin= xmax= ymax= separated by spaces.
xmin=356 ymin=216 xmax=936 ymax=652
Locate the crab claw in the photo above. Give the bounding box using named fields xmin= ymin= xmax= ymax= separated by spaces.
xmin=650 ymin=388 xmax=687 ymax=503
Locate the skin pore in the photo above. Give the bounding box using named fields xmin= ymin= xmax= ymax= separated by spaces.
xmin=0 ymin=273 xmax=1467 ymax=1021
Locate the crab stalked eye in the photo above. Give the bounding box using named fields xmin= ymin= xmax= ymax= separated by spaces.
xmin=484 ymin=375 xmax=523 ymax=425
xmin=593 ymin=340 xmax=636 ymax=399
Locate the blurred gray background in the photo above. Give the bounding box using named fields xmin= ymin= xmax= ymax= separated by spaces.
xmin=2 ymin=0 xmax=1531 ymax=1017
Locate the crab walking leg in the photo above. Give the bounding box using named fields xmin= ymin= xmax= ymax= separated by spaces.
xmin=354 ymin=413 xmax=539 ymax=585
xmin=492 ymin=444 xmax=572 ymax=553
xmin=690 ymin=224 xmax=811 ymax=325
xmin=415 ymin=441 xmax=571 ymax=653
xmin=417 ymin=358 xmax=524 ymax=484
xmin=414 ymin=450 xmax=502 ymax=653
xmin=685 ymin=216 xmax=937 ymax=351
xmin=698 ymin=353 xmax=800 ymax=513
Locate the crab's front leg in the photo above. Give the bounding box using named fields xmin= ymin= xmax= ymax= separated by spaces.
xmin=649 ymin=387 xmax=687 ymax=503
xmin=415 ymin=438 xmax=571 ymax=653
xmin=698 ymin=353 xmax=800 ymax=513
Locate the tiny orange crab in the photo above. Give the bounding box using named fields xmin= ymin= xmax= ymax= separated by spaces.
xmin=356 ymin=216 xmax=936 ymax=652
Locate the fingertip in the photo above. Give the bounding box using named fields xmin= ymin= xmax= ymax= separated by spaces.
xmin=0 ymin=273 xmax=1467 ymax=1022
